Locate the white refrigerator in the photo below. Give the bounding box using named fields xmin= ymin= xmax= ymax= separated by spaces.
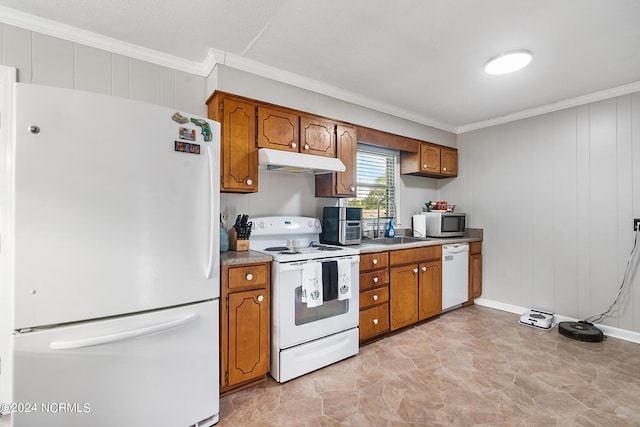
xmin=0 ymin=83 xmax=220 ymax=426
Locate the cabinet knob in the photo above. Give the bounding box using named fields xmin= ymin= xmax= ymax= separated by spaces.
xmin=350 ymin=186 xmax=355 ymax=192
xmin=423 ymin=164 xmax=427 ymax=168
xmin=373 ymin=319 xmax=379 ymax=325
xmin=246 ymin=273 xmax=253 ymax=281
xmin=422 ymin=266 xmax=427 ymax=271
xmin=246 ymin=179 xmax=253 ymax=185
xmin=372 ymin=259 xmax=378 ymax=265
xmin=413 ymin=268 xmax=418 ymax=273
xmin=291 ymin=142 xmax=297 ymax=149
xmin=373 ymin=294 xmax=379 ymax=301
xmin=373 ymin=277 xmax=379 ymax=283
xmin=257 ymin=295 xmax=264 ymax=302
xmin=304 ymin=143 xmax=310 ymax=150
xmin=443 ymin=167 xmax=447 ymax=172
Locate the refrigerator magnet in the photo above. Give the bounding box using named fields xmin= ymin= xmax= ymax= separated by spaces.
xmin=171 ymin=112 xmax=189 ymax=124
xmin=179 ymin=127 xmax=196 ymax=141
xmin=174 ymin=141 xmax=200 ymax=155
xmin=190 ymin=118 xmax=212 ymax=142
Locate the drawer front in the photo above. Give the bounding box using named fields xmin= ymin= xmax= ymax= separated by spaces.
xmin=360 ymin=252 xmax=389 ymax=271
xmin=389 ymin=245 xmax=441 ymax=266
xmin=359 ymin=304 xmax=389 ymax=341
xmin=360 ymin=269 xmax=390 ymax=291
xmin=228 ymin=263 xmax=269 ymax=290
xmin=360 ymin=286 xmax=389 ymax=310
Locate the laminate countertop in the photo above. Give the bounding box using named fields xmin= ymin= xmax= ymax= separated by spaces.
xmin=355 ymin=228 xmax=483 ymax=254
xmin=220 ymin=250 xmax=273 ymax=266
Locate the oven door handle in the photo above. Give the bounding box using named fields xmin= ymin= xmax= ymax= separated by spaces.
xmin=277 ymin=256 xmax=359 ymax=271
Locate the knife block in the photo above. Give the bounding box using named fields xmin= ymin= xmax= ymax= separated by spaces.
xmin=228 ymin=228 xmax=250 ymax=251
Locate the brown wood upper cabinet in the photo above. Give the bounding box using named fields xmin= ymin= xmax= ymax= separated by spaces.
xmin=400 ymin=142 xmax=458 ymax=178
xmin=257 ymin=106 xmax=299 ymax=152
xmin=258 ymin=108 xmax=338 ymax=158
xmin=315 ymin=124 xmax=357 ymax=198
xmin=207 ymin=93 xmax=258 ymax=193
xmin=300 ymin=115 xmax=336 ymax=158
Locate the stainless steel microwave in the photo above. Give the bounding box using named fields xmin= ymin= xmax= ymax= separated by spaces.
xmin=320 ymin=207 xmax=362 ymax=245
xmin=423 ymin=211 xmax=466 ymax=237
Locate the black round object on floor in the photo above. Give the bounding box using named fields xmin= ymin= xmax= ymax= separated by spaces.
xmin=558 ymin=321 xmax=604 ymax=342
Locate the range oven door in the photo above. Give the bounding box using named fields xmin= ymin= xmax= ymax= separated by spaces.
xmin=271 ymin=255 xmax=360 ymax=350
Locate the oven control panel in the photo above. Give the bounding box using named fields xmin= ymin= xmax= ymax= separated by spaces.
xmin=252 ymin=216 xmax=322 ymax=236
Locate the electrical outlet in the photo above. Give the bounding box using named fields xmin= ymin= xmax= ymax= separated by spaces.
xmin=635 ymin=218 xmax=640 ymax=231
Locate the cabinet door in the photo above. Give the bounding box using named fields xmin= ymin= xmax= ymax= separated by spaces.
xmin=221 ymin=98 xmax=258 ymax=192
xmin=227 ymin=289 xmax=269 ymax=386
xmin=315 ymin=124 xmax=357 ymax=197
xmin=300 ymin=115 xmax=336 ymax=157
xmin=257 ymin=106 xmax=299 ymax=152
xmin=470 ymin=253 xmax=482 ymax=298
xmin=441 ymin=147 xmax=458 ymax=176
xmin=420 ymin=143 xmax=441 ymax=174
xmin=334 ymin=125 xmax=357 ymax=196
xmin=418 ymin=261 xmax=442 ymax=320
xmin=389 ymin=265 xmax=419 ymax=330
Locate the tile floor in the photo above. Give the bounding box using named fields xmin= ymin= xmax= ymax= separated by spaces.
xmin=219 ymin=305 xmax=640 ymax=426
xmin=1 ymin=305 xmax=639 ymax=426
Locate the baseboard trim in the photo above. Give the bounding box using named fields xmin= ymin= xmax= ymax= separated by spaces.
xmin=474 ymin=298 xmax=640 ymax=345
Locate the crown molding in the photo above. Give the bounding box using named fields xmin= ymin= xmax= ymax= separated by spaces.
xmin=0 ymin=5 xmax=213 ymax=76
xmin=209 ymin=49 xmax=456 ymax=133
xmin=455 ymin=81 xmax=640 ymax=134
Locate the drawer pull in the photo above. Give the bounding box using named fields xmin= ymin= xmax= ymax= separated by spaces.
xmin=373 ymin=295 xmax=379 ymax=301
xmin=373 ymin=277 xmax=379 ymax=283
xmin=373 ymin=319 xmax=379 ymax=325
xmin=246 ymin=273 xmax=253 ymax=281
xmin=257 ymin=295 xmax=264 ymax=302
xmin=372 ymin=259 xmax=378 ymax=265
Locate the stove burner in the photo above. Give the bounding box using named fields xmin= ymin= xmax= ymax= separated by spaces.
xmin=279 ymin=250 xmax=301 ymax=255
xmin=312 ymin=244 xmax=343 ymax=251
xmin=264 ymin=246 xmax=289 ymax=251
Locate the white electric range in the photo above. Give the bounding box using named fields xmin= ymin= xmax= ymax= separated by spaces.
xmin=250 ymin=216 xmax=360 ymax=382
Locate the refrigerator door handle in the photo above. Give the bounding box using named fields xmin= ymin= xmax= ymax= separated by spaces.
xmin=206 ymin=144 xmax=216 ymax=279
xmin=49 ymin=313 xmax=199 ymax=350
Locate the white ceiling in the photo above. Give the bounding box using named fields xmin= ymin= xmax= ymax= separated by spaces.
xmin=1 ymin=0 xmax=639 ymax=133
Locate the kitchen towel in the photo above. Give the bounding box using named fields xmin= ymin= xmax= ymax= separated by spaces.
xmin=322 ymin=260 xmax=339 ymax=301
xmin=302 ymin=262 xmax=323 ymax=307
xmin=337 ymin=258 xmax=352 ymax=300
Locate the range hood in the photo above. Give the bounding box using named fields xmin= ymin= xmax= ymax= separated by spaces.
xmin=258 ymin=148 xmax=345 ymax=174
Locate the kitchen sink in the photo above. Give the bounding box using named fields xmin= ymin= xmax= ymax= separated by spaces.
xmin=362 ymin=236 xmax=430 ymax=245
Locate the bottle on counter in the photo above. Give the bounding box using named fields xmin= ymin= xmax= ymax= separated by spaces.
xmin=385 ymin=218 xmax=395 ymax=238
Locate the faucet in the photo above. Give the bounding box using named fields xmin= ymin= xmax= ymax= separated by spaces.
xmin=375 ymin=197 xmax=397 ymax=238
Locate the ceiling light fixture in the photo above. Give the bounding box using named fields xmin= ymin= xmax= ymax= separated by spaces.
xmin=484 ymin=50 xmax=532 ymax=75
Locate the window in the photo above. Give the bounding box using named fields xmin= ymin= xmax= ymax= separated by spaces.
xmin=347 ymin=144 xmax=399 ymax=226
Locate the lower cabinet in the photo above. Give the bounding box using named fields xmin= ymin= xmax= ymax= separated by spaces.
xmin=359 ymin=252 xmax=390 ymax=342
xmin=418 ymin=260 xmax=442 ymax=320
xmin=469 ymin=241 xmax=482 ymax=299
xmin=221 ymin=262 xmax=270 ymax=395
xmin=389 ymin=246 xmax=442 ymax=331
xmin=389 ymin=264 xmax=419 ymax=330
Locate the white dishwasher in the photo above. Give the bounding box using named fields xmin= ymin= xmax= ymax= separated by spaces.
xmin=442 ymin=243 xmax=469 ymax=311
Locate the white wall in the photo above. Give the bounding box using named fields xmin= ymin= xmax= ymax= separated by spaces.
xmin=0 ymin=23 xmax=208 ymax=116
xmin=210 ymin=65 xmax=446 ymax=228
xmin=442 ymin=93 xmax=640 ymax=332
